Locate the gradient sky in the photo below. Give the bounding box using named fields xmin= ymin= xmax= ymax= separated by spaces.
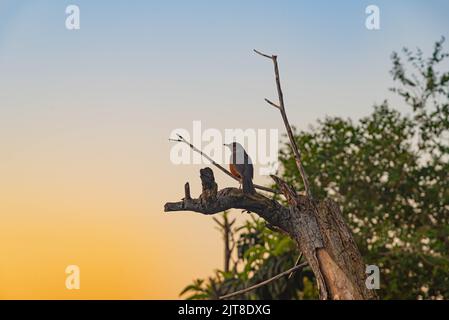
xmin=1 ymin=0 xmax=448 ymax=299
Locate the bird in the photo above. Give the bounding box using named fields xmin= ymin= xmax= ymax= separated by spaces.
xmin=224 ymin=142 xmax=256 ymax=194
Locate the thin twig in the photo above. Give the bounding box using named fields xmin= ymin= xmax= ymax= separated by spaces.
xmin=219 ymin=261 xmax=309 ymax=300
xmin=254 ymin=50 xmax=313 ymax=199
xmin=254 ymin=49 xmax=274 ymax=60
xmin=264 ymin=98 xmax=280 ymax=109
xmin=288 ymin=252 xmax=304 ymax=279
xmin=169 ymin=134 xmax=276 ymax=194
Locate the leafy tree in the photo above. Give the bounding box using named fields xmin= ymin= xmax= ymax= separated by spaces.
xmin=181 ymin=39 xmax=449 ymax=300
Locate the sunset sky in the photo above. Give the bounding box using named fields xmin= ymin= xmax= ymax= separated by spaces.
xmin=1 ymin=0 xmax=448 ymax=299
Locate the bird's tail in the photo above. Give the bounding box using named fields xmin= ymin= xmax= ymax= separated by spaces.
xmin=243 ymin=176 xmax=256 ymax=194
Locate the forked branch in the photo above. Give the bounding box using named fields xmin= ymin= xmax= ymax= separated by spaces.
xmin=254 ymin=49 xmax=313 ymax=199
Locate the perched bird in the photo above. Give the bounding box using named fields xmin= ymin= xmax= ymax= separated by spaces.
xmin=224 ymin=142 xmax=256 ymax=194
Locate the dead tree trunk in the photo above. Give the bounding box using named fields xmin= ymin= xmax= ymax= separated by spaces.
xmin=165 ymin=168 xmax=377 ymax=300
xmin=165 ymin=51 xmax=378 ymax=300
xmin=272 ymin=176 xmax=376 ymax=299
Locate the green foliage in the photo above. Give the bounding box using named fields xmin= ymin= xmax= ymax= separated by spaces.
xmin=181 ymin=39 xmax=449 ymax=300
xmin=180 ymin=214 xmax=318 ymax=300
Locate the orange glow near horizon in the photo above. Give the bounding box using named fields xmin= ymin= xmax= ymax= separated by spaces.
xmin=0 ymin=137 xmax=225 ymax=299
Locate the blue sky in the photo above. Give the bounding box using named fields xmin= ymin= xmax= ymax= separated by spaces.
xmin=1 ymin=0 xmax=449 ymax=130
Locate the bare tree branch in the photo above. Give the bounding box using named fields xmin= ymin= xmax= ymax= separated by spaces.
xmin=165 ymin=187 xmax=292 ymax=232
xmin=219 ymin=261 xmax=309 ymax=300
xmin=165 ymin=168 xmax=293 ymax=234
xmin=254 ymin=49 xmax=313 ymax=199
xmin=288 ymin=252 xmax=304 ymax=280
xmin=253 ymin=49 xmax=274 ymax=60
xmin=264 ymin=98 xmax=280 ymax=109
xmin=169 ymin=134 xmax=276 ymax=194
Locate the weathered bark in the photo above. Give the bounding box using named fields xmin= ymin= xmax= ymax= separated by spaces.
xmin=272 ymin=176 xmax=377 ymax=300
xmin=165 ymin=167 xmax=377 ymax=300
